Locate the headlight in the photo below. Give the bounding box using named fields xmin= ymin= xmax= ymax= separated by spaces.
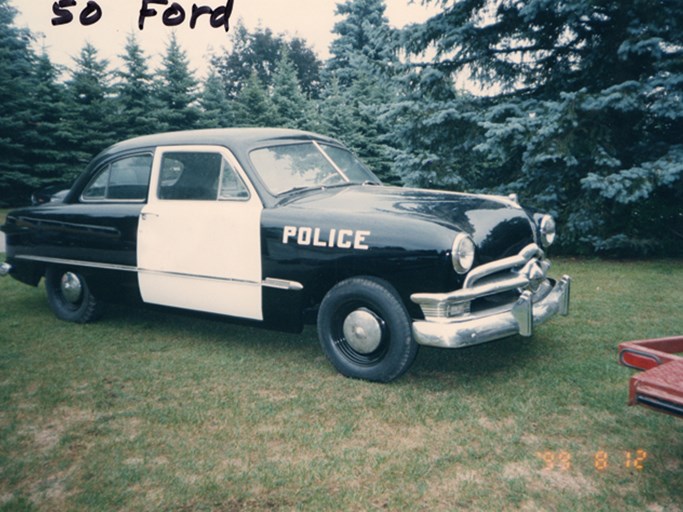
xmin=452 ymin=233 xmax=475 ymax=274
xmin=539 ymin=215 xmax=556 ymax=247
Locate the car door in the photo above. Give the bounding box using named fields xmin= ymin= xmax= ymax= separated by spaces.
xmin=137 ymin=145 xmax=263 ymax=320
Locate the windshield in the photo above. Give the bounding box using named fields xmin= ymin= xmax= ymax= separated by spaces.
xmin=249 ymin=142 xmax=380 ymax=196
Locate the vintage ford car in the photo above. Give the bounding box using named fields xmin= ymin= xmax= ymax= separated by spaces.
xmin=1 ymin=128 xmax=571 ymax=382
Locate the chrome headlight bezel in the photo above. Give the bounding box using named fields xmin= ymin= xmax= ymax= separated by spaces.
xmin=451 ymin=233 xmax=476 ymax=274
xmin=539 ymin=214 xmax=556 ymax=248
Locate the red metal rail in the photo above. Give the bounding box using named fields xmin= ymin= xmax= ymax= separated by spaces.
xmin=618 ymin=336 xmax=683 ymax=418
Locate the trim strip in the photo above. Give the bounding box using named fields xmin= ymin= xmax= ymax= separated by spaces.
xmin=16 ymin=255 xmax=137 ymax=273
xmin=138 ymin=268 xmax=260 ymax=286
xmin=263 ymin=278 xmax=304 ymax=291
xmin=15 ymin=255 xmax=303 ymax=291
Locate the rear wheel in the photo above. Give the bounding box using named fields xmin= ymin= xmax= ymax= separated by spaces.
xmin=45 ymin=266 xmax=103 ymax=323
xmin=317 ymin=276 xmax=418 ymax=382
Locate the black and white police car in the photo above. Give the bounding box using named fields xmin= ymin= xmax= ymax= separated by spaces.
xmin=1 ymin=128 xmax=571 ymax=382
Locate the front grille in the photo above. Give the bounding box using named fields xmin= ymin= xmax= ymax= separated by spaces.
xmin=411 ymin=243 xmax=552 ymax=321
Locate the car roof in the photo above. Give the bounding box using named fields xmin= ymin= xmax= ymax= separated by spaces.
xmin=100 ymin=128 xmax=340 ymax=157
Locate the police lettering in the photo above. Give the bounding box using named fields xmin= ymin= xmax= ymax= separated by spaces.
xmin=283 ymin=226 xmax=371 ymax=251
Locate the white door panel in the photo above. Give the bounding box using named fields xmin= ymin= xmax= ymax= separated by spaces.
xmin=137 ymin=145 xmax=263 ymax=320
xmin=138 ymin=272 xmax=261 ymax=318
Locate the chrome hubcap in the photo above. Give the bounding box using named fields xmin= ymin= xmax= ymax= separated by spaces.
xmin=342 ymin=308 xmax=384 ymax=354
xmin=60 ymin=272 xmax=83 ymax=304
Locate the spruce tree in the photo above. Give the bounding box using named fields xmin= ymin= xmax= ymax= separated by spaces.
xmin=271 ymin=49 xmax=317 ymax=130
xmin=155 ymin=33 xmax=200 ymax=132
xmin=199 ymin=68 xmax=235 ymax=128
xmin=23 ymin=51 xmax=79 ymax=190
xmin=401 ymin=0 xmax=683 ymax=255
xmin=321 ymin=0 xmax=401 ymax=183
xmin=63 ymin=42 xmax=118 ymax=165
xmin=213 ymin=22 xmax=322 ymax=100
xmin=326 ymin=0 xmax=399 ymax=87
xmin=0 ymin=0 xmax=37 ymax=205
xmin=231 ymin=70 xmax=276 ymax=127
xmin=116 ymin=32 xmax=160 ymax=139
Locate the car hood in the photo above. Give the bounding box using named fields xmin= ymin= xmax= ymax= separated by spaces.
xmin=279 ymin=185 xmax=537 ymax=262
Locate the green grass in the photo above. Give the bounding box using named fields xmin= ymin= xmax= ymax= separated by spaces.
xmin=0 ymin=259 xmax=681 ymax=511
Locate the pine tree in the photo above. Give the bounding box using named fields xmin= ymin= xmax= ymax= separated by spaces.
xmin=63 ymin=42 xmax=118 ymax=164
xmin=212 ymin=21 xmax=322 ymax=100
xmin=0 ymin=0 xmax=37 ymax=205
xmin=231 ymin=70 xmax=276 ymax=127
xmin=271 ymin=49 xmax=317 ymax=130
xmin=155 ymin=33 xmax=200 ymax=132
xmin=22 ymin=51 xmax=79 ymax=189
xmin=321 ymin=0 xmax=401 ymax=183
xmin=401 ymin=0 xmax=683 ymax=255
xmin=386 ymin=69 xmax=485 ymax=190
xmin=198 ymin=68 xmax=235 ymax=128
xmin=115 ymin=32 xmax=160 ymax=139
xmin=319 ymin=75 xmax=359 ymax=141
xmin=326 ymin=0 xmax=399 ymax=87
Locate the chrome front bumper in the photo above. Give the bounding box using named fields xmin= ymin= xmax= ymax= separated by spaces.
xmin=410 ymin=242 xmax=570 ymax=349
xmin=412 ymin=275 xmax=571 ymax=348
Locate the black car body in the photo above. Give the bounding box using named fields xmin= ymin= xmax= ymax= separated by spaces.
xmin=1 ymin=128 xmax=571 ymax=381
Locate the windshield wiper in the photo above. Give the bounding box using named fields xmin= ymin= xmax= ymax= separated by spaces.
xmin=281 ymin=185 xmax=324 ymax=196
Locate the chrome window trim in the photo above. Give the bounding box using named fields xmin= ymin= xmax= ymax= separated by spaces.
xmin=154 ymin=145 xmax=253 ymax=203
xmin=313 ymin=141 xmax=350 ymax=182
xmin=80 ymin=152 xmax=154 ymax=203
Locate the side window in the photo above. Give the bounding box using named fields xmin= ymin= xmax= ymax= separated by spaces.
xmin=158 ymin=151 xmax=248 ymax=201
xmin=81 ymin=154 xmax=152 ymax=201
xmin=219 ymin=159 xmax=249 ymax=200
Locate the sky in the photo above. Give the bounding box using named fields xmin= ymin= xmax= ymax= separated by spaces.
xmin=13 ymin=0 xmax=441 ymax=77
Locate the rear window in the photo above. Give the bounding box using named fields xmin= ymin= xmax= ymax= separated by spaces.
xmin=81 ymin=154 xmax=152 ymax=202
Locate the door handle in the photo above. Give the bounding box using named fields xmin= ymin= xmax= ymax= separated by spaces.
xmin=141 ymin=212 xmax=159 ymax=220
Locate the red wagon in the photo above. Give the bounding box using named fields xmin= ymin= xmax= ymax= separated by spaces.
xmin=618 ymin=336 xmax=683 ymax=418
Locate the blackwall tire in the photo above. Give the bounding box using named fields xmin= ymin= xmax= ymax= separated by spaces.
xmin=45 ymin=266 xmax=104 ymax=323
xmin=317 ymin=276 xmax=418 ymax=382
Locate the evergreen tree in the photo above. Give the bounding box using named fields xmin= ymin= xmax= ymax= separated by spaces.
xmin=321 ymin=0 xmax=401 ymax=183
xmin=231 ymin=70 xmax=276 ymax=127
xmin=271 ymin=49 xmax=317 ymax=130
xmin=401 ymin=0 xmax=683 ymax=255
xmin=386 ymin=68 xmax=485 ymax=190
xmin=319 ymin=75 xmax=359 ymax=142
xmin=213 ymin=22 xmax=322 ymax=99
xmin=0 ymin=0 xmax=36 ymax=205
xmin=115 ymin=32 xmax=160 ymax=139
xmin=326 ymin=0 xmax=399 ymax=87
xmin=63 ymin=43 xmax=118 ymax=170
xmin=155 ymin=33 xmax=200 ymax=132
xmin=198 ymin=68 xmax=235 ymax=128
xmin=22 ymin=51 xmax=78 ymax=189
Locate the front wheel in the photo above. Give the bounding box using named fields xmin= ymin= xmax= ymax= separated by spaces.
xmin=317 ymin=276 xmax=418 ymax=382
xmin=45 ymin=266 xmax=104 ymax=323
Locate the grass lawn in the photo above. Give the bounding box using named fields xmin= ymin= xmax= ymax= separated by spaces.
xmin=0 ymin=258 xmax=681 ymax=511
